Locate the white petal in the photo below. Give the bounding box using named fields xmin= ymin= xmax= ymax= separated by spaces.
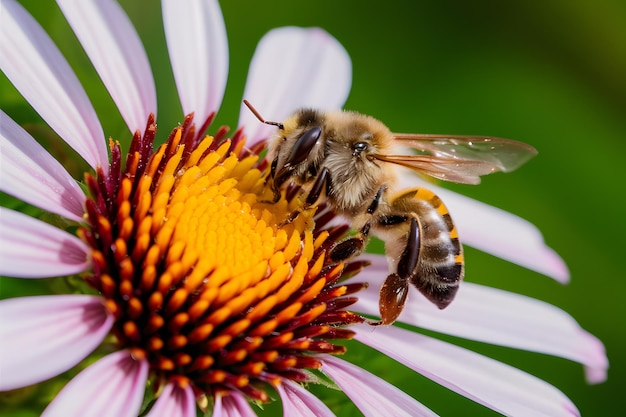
xmin=42 ymin=350 xmax=149 ymax=417
xmin=0 ymin=295 xmax=112 ymax=391
xmin=213 ymin=391 xmax=257 ymax=417
xmin=239 ymin=27 xmax=351 ymax=145
xmin=0 ymin=0 xmax=108 ymax=171
xmin=276 ymin=380 xmax=336 ymax=417
xmin=145 ymin=381 xmax=196 ymax=417
xmin=163 ymin=0 xmax=228 ymax=127
xmin=400 ymin=173 xmax=569 ymax=282
xmin=353 ymin=323 xmax=579 ymax=416
xmin=56 ymin=0 xmax=157 ymax=133
xmin=351 ymin=261 xmax=608 ymax=383
xmin=0 ymin=208 xmax=90 ymax=278
xmin=0 ymin=111 xmax=85 ymax=221
xmin=320 ymin=355 xmax=438 ymax=417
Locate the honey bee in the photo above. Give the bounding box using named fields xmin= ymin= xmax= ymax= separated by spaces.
xmin=244 ymin=100 xmax=537 ymax=325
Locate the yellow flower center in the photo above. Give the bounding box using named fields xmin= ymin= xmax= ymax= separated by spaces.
xmin=80 ymin=115 xmax=366 ymax=403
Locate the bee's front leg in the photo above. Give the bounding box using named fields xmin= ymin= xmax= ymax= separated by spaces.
xmin=279 ymin=167 xmax=330 ymax=226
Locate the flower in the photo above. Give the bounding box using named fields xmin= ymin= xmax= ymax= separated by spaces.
xmin=0 ymin=1 xmax=607 ymax=417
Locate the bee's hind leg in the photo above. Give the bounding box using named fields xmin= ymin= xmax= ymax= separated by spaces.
xmin=370 ymin=217 xmax=419 ymax=325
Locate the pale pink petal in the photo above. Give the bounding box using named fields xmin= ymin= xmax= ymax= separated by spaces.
xmin=353 ymin=323 xmax=580 ymax=416
xmin=0 ymin=0 xmax=108 ymax=171
xmin=399 ymin=173 xmax=569 ymax=282
xmin=239 ymin=27 xmax=351 ymax=145
xmin=163 ymin=0 xmax=228 ymax=126
xmin=42 ymin=350 xmax=148 ymax=417
xmin=145 ymin=381 xmax=196 ymax=417
xmin=276 ymin=379 xmax=335 ymax=417
xmin=0 ymin=111 xmax=85 ymax=221
xmin=56 ymin=0 xmax=156 ymax=133
xmin=320 ymin=355 xmax=438 ymax=417
xmin=213 ymin=391 xmax=257 ymax=417
xmin=351 ymin=259 xmax=608 ymax=383
xmin=0 ymin=208 xmax=90 ymax=278
xmin=0 ymin=295 xmax=112 ymax=391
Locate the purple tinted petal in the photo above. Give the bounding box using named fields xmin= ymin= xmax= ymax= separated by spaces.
xmin=56 ymin=0 xmax=156 ymax=133
xmin=276 ymin=380 xmax=335 ymax=417
xmin=0 ymin=111 xmax=85 ymax=221
xmin=0 ymin=0 xmax=108 ymax=171
xmin=354 ymin=323 xmax=579 ymax=416
xmin=0 ymin=295 xmax=112 ymax=391
xmin=320 ymin=355 xmax=438 ymax=417
xmin=239 ymin=27 xmax=351 ymax=145
xmin=398 ymin=173 xmax=569 ymax=282
xmin=351 ymin=261 xmax=608 ymax=384
xmin=0 ymin=208 xmax=90 ymax=278
xmin=42 ymin=350 xmax=149 ymax=417
xmin=163 ymin=0 xmax=228 ymax=126
xmin=145 ymin=381 xmax=196 ymax=417
xmin=213 ymin=392 xmax=257 ymax=417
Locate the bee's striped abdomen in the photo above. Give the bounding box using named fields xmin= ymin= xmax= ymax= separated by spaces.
xmin=390 ymin=187 xmax=464 ymax=309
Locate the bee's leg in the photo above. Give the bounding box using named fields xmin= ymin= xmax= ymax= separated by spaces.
xmin=266 ymin=158 xmax=277 ymax=186
xmin=371 ymin=274 xmax=409 ymax=326
xmin=274 ymin=126 xmax=322 ymax=189
xmin=269 ymin=159 xmax=279 ymax=201
xmin=329 ymin=221 xmax=371 ymax=261
xmin=370 ymin=217 xmax=419 ymax=325
xmin=265 ymin=126 xmax=322 ymax=205
xmin=329 ymin=185 xmax=386 ymax=262
xmin=279 ymin=167 xmax=329 ymax=226
xmin=397 ymin=217 xmax=420 ymax=278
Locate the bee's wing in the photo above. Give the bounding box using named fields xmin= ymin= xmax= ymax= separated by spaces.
xmin=376 ymin=134 xmax=537 ymax=184
xmin=374 ymin=155 xmax=495 ymax=184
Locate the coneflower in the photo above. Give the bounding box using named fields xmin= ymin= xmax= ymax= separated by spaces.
xmin=0 ymin=1 xmax=607 ymax=416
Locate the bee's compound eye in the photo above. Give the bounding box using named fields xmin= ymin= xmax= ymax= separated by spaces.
xmin=353 ymin=141 xmax=368 ymax=154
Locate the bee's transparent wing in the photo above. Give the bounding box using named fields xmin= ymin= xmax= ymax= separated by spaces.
xmin=376 ymin=134 xmax=537 ymax=184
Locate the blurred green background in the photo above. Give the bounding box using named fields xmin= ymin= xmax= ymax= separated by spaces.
xmin=1 ymin=0 xmax=624 ymax=416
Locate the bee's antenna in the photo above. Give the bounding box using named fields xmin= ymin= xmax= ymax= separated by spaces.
xmin=243 ymin=100 xmax=284 ymax=130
